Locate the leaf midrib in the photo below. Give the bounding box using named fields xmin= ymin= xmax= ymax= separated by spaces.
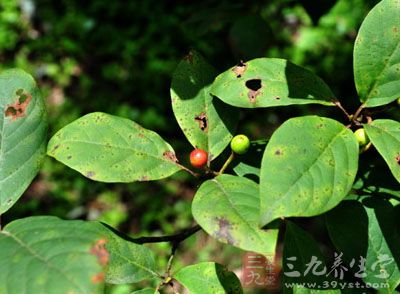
xmin=50 ymin=139 xmax=179 ymax=166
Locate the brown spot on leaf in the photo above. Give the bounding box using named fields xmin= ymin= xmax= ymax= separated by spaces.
xmin=139 ymin=175 xmax=149 ymax=181
xmin=163 ymin=151 xmax=178 ymax=163
xmin=90 ymin=239 xmax=109 ymax=266
xmin=91 ymin=272 xmax=105 ymax=283
xmin=51 ymin=145 xmax=60 ymax=153
xmin=275 ymin=96 xmax=281 ymax=100
xmin=275 ymin=149 xmax=282 ymax=155
xmin=67 ymin=155 xmax=72 ymax=160
xmin=232 ymin=61 xmax=247 ymax=78
xmin=246 ymin=79 xmax=262 ymax=103
xmin=194 ymin=112 xmax=208 ymax=132
xmin=215 ymin=217 xmax=236 ymax=245
xmin=4 ymin=90 xmax=32 ymax=121
xmin=396 ymin=154 xmax=400 ymax=165
xmin=86 ymin=171 xmax=95 ymax=178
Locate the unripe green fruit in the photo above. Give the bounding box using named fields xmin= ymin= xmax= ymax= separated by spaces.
xmin=230 ymin=134 xmax=250 ymax=155
xmin=190 ymin=148 xmax=208 ymax=168
xmin=354 ymin=128 xmax=369 ymax=146
xmin=397 ymin=97 xmax=400 ymax=106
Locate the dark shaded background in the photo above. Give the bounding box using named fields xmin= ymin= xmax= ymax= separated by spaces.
xmin=1 ymin=0 xmax=383 ymax=292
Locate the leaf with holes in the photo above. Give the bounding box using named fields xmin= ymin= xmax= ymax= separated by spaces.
xmin=211 ymin=58 xmax=336 ymax=108
xmin=192 ymin=174 xmax=279 ymax=255
xmin=0 ymin=216 xmax=158 ymax=294
xmin=364 ymin=119 xmax=400 ymax=183
xmin=260 ymin=116 xmax=358 ymax=226
xmin=47 ymin=112 xmax=183 ymax=182
xmin=174 ymin=262 xmax=243 ymax=294
xmin=170 ymin=50 xmax=238 ymax=161
xmin=354 ymin=0 xmax=400 ymax=107
xmin=326 ymin=199 xmax=400 ymax=293
xmin=0 ymin=69 xmax=48 ymax=214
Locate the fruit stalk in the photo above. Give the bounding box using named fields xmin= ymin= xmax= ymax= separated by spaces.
xmin=218 ymin=152 xmax=235 ymax=175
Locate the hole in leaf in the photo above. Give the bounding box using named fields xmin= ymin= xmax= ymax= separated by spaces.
xmin=194 ymin=112 xmax=208 ymax=132
xmin=232 ymin=61 xmax=247 ymax=78
xmin=245 ymin=79 xmax=262 ymax=91
xmin=5 ymin=106 xmax=17 ymax=116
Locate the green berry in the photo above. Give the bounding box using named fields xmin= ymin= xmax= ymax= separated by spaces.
xmin=230 ymin=134 xmax=250 ymax=155
xmin=354 ymin=128 xmax=369 ymax=146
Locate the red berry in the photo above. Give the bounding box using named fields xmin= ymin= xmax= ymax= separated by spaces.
xmin=190 ymin=148 xmax=208 ymax=168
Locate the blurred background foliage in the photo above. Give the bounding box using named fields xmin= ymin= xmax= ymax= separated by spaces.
xmin=1 ymin=0 xmax=381 ymax=292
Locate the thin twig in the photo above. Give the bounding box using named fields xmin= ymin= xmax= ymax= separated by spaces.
xmin=334 ymin=101 xmax=351 ymax=120
xmin=166 ymin=242 xmax=179 ymax=277
xmin=177 ymin=163 xmax=199 ymax=178
xmin=352 ymin=104 xmax=365 ymax=122
xmin=159 ymin=242 xmax=183 ymax=293
xmin=131 ymin=225 xmax=201 ymax=244
xmin=166 ymin=252 xmax=175 ymax=276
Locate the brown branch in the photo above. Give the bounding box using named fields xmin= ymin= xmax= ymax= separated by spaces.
xmin=177 ymin=163 xmax=200 ymax=178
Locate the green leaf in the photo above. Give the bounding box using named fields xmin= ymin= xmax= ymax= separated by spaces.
xmin=47 ymin=112 xmax=182 ymax=182
xmin=211 ymin=58 xmax=336 ymax=108
xmin=325 ymin=201 xmax=369 ymax=264
xmin=192 ymin=174 xmax=278 ymax=255
xmin=364 ymin=119 xmax=400 ymax=183
xmin=0 ymin=216 xmax=107 ymax=294
xmin=174 ymin=262 xmax=243 ymax=294
xmin=0 ymin=216 xmax=158 ymax=294
xmin=0 ymin=69 xmax=48 ymax=213
xmin=283 ymin=222 xmax=328 ymax=288
xmin=354 ymin=0 xmax=400 ymax=107
xmin=260 ymin=116 xmax=359 ymax=226
xmin=170 ymin=51 xmax=238 ymax=160
xmin=326 ymin=199 xmax=400 ymax=293
xmin=104 ymin=231 xmax=158 ymax=284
